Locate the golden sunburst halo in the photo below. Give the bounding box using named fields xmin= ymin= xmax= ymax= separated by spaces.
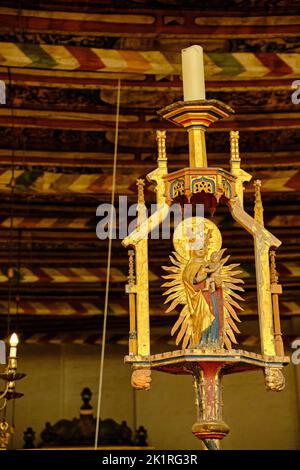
xmin=173 ymin=217 xmax=222 ymax=259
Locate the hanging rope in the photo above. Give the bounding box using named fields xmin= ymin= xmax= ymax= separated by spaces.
xmin=94 ymin=79 xmax=121 ymax=449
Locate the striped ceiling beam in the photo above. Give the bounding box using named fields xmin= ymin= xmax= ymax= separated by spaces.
xmin=0 ymin=43 xmax=299 ymax=79
xmin=1 ymin=33 xmax=298 ymax=55
xmin=0 ymin=253 xmax=298 ymax=269
xmin=0 ymin=266 xmax=157 ymax=284
xmin=0 ymin=168 xmax=299 ymax=194
xmin=0 ymin=261 xmax=298 ymax=284
xmin=0 ymin=227 xmax=298 ymax=244
xmin=0 ymin=212 xmax=300 ymax=230
xmin=0 ymin=299 xmax=299 ymax=317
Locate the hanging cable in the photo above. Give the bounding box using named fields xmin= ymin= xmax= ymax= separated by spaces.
xmin=7 ymin=65 xmax=17 ymax=450
xmin=7 ymin=66 xmax=17 ymax=338
xmin=94 ymin=79 xmax=121 ymax=449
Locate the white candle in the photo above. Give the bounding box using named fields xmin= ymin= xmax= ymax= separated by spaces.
xmin=9 ymin=333 xmax=19 ymax=358
xmin=181 ymin=45 xmax=206 ymax=101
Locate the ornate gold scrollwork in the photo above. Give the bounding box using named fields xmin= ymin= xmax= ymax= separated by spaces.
xmin=193 ymin=178 xmax=214 ymax=194
xmin=171 ymin=180 xmax=185 ymax=198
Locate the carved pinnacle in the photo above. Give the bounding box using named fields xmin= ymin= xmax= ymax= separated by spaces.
xmin=136 ymin=179 xmax=145 ymax=204
xmin=254 ymin=179 xmax=264 ymax=226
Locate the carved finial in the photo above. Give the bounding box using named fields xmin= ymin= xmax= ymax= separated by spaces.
xmin=229 ymin=130 xmax=252 ymax=207
xmin=254 ymin=179 xmax=264 ymax=225
xmin=230 ymin=130 xmax=240 ymax=164
xmin=128 ymin=250 xmax=135 ymax=286
xmin=156 ymin=130 xmax=167 ymax=166
xmin=270 ymin=250 xmax=279 ymax=285
xmin=136 ymin=179 xmax=145 ymax=204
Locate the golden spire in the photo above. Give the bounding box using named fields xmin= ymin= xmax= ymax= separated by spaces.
xmin=254 ymin=180 xmax=264 ymax=226
xmin=146 ymin=130 xmax=168 ymax=206
xmin=136 ymin=179 xmax=147 ymax=228
xmin=136 ymin=178 xmax=145 ymax=204
xmin=230 ymin=130 xmax=241 ymax=166
xmin=270 ymin=250 xmax=279 ymax=285
xmin=229 ymin=130 xmax=251 ymax=207
xmin=156 ymin=130 xmax=167 ymax=167
xmin=128 ymin=249 xmax=135 ymax=286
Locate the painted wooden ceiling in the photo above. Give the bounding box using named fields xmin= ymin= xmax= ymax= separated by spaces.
xmin=0 ymin=0 xmax=299 ymax=347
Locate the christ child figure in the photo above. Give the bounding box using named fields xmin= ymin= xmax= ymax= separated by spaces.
xmin=202 ymin=251 xmax=222 ymax=293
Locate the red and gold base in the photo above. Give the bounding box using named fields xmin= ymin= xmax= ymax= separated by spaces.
xmin=125 ymin=349 xmax=289 ymax=450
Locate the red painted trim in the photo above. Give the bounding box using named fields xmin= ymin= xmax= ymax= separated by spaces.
xmin=0 ymin=14 xmax=299 ymax=35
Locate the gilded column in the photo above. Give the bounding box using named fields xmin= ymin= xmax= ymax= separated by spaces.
xmin=253 ymin=180 xmax=276 ymax=356
xmin=135 ymin=179 xmax=150 ymax=356
xmin=188 ymin=128 xmax=207 ymax=167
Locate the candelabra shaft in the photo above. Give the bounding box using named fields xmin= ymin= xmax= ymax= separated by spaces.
xmin=188 ymin=128 xmax=207 ymax=167
xmin=192 ymin=363 xmax=229 ymax=450
xmin=8 ymin=357 xmax=17 ymax=370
